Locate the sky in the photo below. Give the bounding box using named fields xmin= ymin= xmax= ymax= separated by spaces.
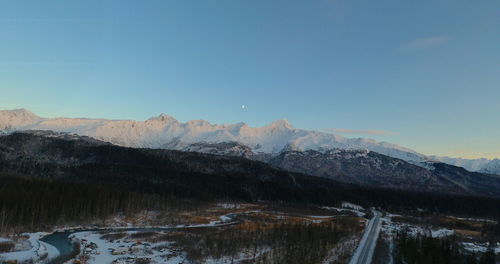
xmin=0 ymin=0 xmax=499 ymax=159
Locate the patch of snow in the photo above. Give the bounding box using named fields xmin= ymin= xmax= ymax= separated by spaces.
xmin=322 ymin=206 xmax=365 ymax=217
xmin=71 ymin=231 xmax=186 ymax=264
xmin=431 ymin=228 xmax=454 ymax=238
xmin=381 ymin=218 xmax=425 ymax=238
xmin=219 ymin=215 xmax=232 ymax=222
xmin=461 ymin=242 xmax=500 ymax=254
xmin=448 ymin=216 xmax=497 ymax=224
xmin=217 ymin=203 xmax=241 ymax=209
xmin=342 ymin=202 xmax=364 ymax=211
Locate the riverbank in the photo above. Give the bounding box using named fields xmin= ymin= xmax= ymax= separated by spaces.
xmin=1 ymin=202 xmax=365 ymax=264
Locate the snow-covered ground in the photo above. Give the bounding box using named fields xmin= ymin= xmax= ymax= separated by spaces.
xmin=321 ymin=205 xmax=366 ymax=217
xmin=203 ymin=247 xmax=271 ymax=264
xmin=216 ymin=202 xmax=242 ymax=209
xmin=342 ymin=202 xmax=364 ymax=211
xmin=381 ymin=217 xmax=456 ymax=238
xmin=380 ymin=213 xmax=500 ymax=258
xmin=70 ymin=231 xmax=186 ymax=264
xmin=431 ymin=228 xmax=454 ymax=238
xmin=0 ymin=211 xmax=239 ymax=264
xmin=461 ymin=242 xmax=500 ymax=254
xmin=0 ymin=232 xmax=59 ymax=263
xmin=175 ymin=213 xmax=238 ymax=228
xmin=447 ymin=215 xmax=497 ymax=224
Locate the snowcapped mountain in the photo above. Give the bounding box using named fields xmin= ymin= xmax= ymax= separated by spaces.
xmin=267 ymin=149 xmax=500 ymax=196
xmin=0 ymin=109 xmax=429 ymax=163
xmin=1 ymin=109 xmax=498 ymax=175
xmin=0 ymin=108 xmax=41 ymax=131
xmin=430 ymin=156 xmax=500 ymax=175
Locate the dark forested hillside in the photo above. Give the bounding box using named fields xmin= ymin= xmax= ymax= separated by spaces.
xmin=1 ymin=131 xmax=500 ymax=230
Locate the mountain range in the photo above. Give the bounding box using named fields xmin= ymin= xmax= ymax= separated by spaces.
xmin=2 ymin=130 xmax=500 ymax=219
xmin=1 ymin=108 xmax=498 ymax=175
xmin=1 ymin=128 xmax=500 ymax=197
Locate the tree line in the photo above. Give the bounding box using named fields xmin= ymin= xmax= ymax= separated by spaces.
xmin=0 ymin=173 xmax=173 ymax=232
xmin=395 ymin=231 xmax=496 ymax=264
xmin=2 ymin=132 xmax=500 ymax=231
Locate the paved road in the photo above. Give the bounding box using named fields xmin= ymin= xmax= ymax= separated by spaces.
xmin=349 ymin=210 xmax=382 ymax=264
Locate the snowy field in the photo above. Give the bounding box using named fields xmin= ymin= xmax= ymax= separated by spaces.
xmin=70 ymin=231 xmax=186 ymax=264
xmin=0 ymin=202 xmax=366 ymax=264
xmin=380 ymin=213 xmax=500 ymax=257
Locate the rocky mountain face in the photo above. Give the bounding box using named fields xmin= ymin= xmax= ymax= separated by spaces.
xmin=431 ymin=156 xmax=500 ymax=175
xmin=158 ymin=141 xmax=500 ymax=197
xmin=183 ymin=141 xmax=255 ymax=158
xmin=1 ymin=131 xmax=499 ymax=198
xmin=3 ymin=131 xmax=500 ymax=220
xmin=0 ymin=131 xmax=343 ymax=204
xmin=266 ymin=149 xmax=500 ymax=197
xmin=431 ymin=163 xmax=500 ymax=197
xmin=0 ymin=109 xmax=498 ymax=176
xmin=479 ymin=160 xmax=500 ymax=175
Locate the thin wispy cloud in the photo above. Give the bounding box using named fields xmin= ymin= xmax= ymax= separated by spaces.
xmin=400 ymin=36 xmax=450 ymax=52
xmin=323 ymin=128 xmax=396 ymax=136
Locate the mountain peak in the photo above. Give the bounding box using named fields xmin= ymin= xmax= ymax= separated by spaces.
xmin=147 ymin=113 xmax=178 ymax=123
xmin=267 ymin=118 xmax=293 ymax=129
xmin=2 ymin=108 xmax=39 ymax=117
xmin=4 ymin=109 xmax=497 ymax=174
xmin=0 ymin=109 xmax=41 ymax=130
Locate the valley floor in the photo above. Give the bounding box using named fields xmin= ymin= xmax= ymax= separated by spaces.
xmin=2 ymin=202 xmax=500 ymax=264
xmin=0 ymin=202 xmax=366 ymax=264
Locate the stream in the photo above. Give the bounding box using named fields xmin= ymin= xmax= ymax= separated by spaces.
xmin=40 ymin=227 xmax=177 ymax=261
xmin=40 ymin=215 xmax=238 ymax=263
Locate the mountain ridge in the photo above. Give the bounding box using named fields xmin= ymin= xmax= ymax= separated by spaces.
xmin=0 ymin=109 xmax=498 ymax=175
xmin=0 ymin=109 xmax=427 ymax=161
xmin=2 ymin=130 xmax=500 ymax=198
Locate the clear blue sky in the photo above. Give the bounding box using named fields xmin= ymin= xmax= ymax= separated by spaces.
xmin=1 ymin=0 xmax=499 ymax=158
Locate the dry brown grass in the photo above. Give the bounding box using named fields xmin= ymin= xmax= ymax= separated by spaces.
xmin=454 ymin=229 xmax=482 ymax=237
xmin=181 ymin=203 xmax=265 ymax=225
xmin=106 ymin=203 xmax=365 ymax=264
xmin=187 ymin=215 xmax=219 ymax=224
xmin=0 ymin=242 xmax=15 ymax=253
xmin=100 ymin=232 xmax=127 ymax=241
xmin=130 ymin=231 xmax=158 ymax=239
xmin=144 ymin=233 xmax=175 ymax=243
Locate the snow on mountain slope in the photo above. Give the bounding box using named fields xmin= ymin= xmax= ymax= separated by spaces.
xmin=430 ymin=156 xmax=500 ymax=175
xmin=0 ymin=109 xmax=430 ymax=165
xmin=479 ymin=160 xmax=500 ymax=175
xmin=0 ymin=109 xmax=40 ymax=131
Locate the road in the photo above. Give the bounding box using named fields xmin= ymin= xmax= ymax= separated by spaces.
xmin=349 ymin=210 xmax=382 ymax=264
